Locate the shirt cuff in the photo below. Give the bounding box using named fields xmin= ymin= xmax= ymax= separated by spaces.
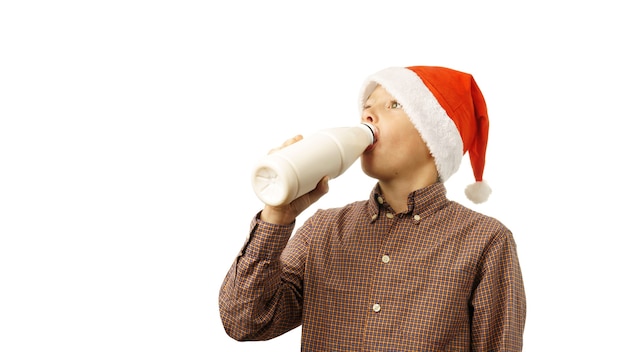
xmin=238 ymin=211 xmax=296 ymax=259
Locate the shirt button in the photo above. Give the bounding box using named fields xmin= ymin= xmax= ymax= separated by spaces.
xmin=413 ymin=214 xmax=421 ymax=221
xmin=377 ymin=196 xmax=384 ymax=204
xmin=372 ymin=303 xmax=381 ymax=312
xmin=371 ymin=214 xmax=378 ymax=220
xmin=381 ymin=255 xmax=390 ymax=264
xmin=385 ymin=212 xmax=394 ymax=219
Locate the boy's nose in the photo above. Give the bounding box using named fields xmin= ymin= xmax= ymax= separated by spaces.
xmin=362 ymin=114 xmax=377 ymax=124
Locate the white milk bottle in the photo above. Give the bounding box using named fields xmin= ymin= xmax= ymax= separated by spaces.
xmin=251 ymin=123 xmax=377 ymax=206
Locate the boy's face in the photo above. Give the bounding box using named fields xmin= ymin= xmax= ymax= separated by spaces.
xmin=360 ymin=85 xmax=435 ymax=183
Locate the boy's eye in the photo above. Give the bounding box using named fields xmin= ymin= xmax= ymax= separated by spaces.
xmin=390 ymin=101 xmax=402 ymax=109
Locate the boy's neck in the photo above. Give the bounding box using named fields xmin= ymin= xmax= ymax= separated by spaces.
xmin=378 ymin=172 xmax=438 ymax=213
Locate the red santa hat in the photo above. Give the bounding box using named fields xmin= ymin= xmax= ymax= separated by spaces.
xmin=359 ymin=66 xmax=492 ymax=203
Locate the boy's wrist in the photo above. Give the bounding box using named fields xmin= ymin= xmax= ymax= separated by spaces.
xmin=260 ymin=206 xmax=296 ymax=225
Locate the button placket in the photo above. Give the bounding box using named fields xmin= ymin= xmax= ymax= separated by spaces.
xmin=369 ymin=203 xmax=398 ymax=319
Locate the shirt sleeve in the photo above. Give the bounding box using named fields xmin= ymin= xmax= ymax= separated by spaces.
xmin=471 ymin=229 xmax=527 ymax=351
xmin=218 ymin=211 xmax=308 ymax=341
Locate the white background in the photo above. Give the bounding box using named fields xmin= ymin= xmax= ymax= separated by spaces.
xmin=1 ymin=1 xmax=624 ymax=351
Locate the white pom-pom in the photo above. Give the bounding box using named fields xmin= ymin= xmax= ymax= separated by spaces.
xmin=465 ymin=181 xmax=492 ymax=204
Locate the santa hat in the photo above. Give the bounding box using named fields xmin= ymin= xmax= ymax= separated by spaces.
xmin=359 ymin=66 xmax=492 ymax=203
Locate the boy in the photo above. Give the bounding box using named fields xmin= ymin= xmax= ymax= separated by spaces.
xmin=220 ymin=66 xmax=526 ymax=351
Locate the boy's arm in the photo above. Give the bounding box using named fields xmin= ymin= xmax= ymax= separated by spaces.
xmin=471 ymin=230 xmax=527 ymax=351
xmin=218 ymin=213 xmax=308 ymax=341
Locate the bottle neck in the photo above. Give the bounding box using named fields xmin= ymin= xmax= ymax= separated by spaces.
xmin=361 ymin=123 xmax=377 ymax=144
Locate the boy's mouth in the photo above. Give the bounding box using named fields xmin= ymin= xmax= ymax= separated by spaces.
xmin=364 ymin=138 xmax=377 ymax=152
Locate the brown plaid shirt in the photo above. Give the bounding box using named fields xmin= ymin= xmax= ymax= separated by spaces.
xmin=220 ymin=183 xmax=526 ymax=351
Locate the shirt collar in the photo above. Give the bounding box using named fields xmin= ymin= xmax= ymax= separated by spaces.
xmin=367 ymin=182 xmax=450 ymax=223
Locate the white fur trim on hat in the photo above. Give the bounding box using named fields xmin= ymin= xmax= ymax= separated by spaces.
xmin=358 ymin=67 xmax=464 ymax=182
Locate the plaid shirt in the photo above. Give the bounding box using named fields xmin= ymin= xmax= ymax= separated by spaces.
xmin=220 ymin=183 xmax=526 ymax=351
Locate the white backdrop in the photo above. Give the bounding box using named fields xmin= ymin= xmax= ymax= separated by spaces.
xmin=1 ymin=1 xmax=624 ymax=351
